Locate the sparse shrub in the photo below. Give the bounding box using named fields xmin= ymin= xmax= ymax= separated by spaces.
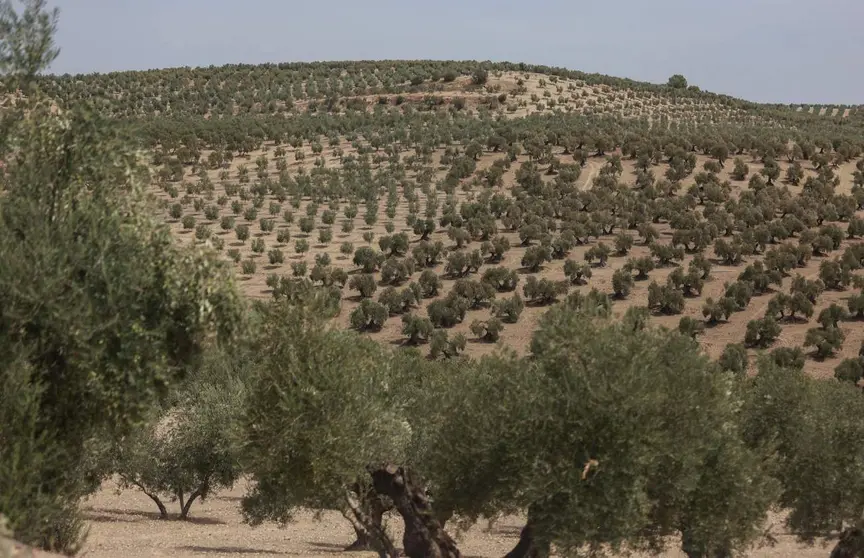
xmin=268 ymin=249 xmax=284 ymax=265
xmin=181 ymin=215 xmax=195 ymax=230
xmin=241 ymin=258 xmax=257 ymax=275
xmin=291 ymin=261 xmax=308 ymax=277
xmin=260 ymin=218 xmax=275 ymax=233
xmin=195 ymin=224 xmax=211 ymax=241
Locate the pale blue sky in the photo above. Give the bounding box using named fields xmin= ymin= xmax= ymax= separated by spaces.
xmin=48 ymin=0 xmax=863 ymax=105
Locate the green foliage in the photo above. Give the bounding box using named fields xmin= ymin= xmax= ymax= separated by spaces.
xmin=353 ymin=246 xmax=384 ymax=273
xmin=804 ymin=326 xmax=845 ymax=359
xmin=563 ymin=259 xmax=592 ymax=285
xmin=401 ymin=313 xmax=434 ymax=345
xmin=769 ymin=347 xmax=805 ymax=371
xmin=428 ymin=330 xmax=467 ymax=359
xmin=349 ymin=299 xmax=389 ymax=332
xmin=348 ymin=273 xmax=378 ymax=298
xmin=612 ymin=268 xmax=634 ymax=298
xmin=522 ymin=276 xmax=568 ymax=305
xmin=235 ymin=223 xmax=250 ymax=243
xmin=0 ymin=15 xmax=243 ymax=549
xmin=647 ymin=281 xmax=685 ymax=314
xmin=702 ymin=296 xmax=735 ymax=324
xmin=470 ymin=318 xmax=504 ymax=342
xmin=666 ymin=74 xmax=687 ymax=89
xmin=418 ymin=269 xmax=441 ymax=298
xmin=835 ymin=358 xmax=864 ymax=383
xmin=491 ymin=292 xmax=524 ymax=324
xmin=741 ymin=363 xmax=864 ymax=548
xmin=242 ymin=306 xmax=409 ymax=524
xmin=427 ymin=294 xmax=469 ymax=328
xmin=678 ymin=316 xmax=705 ymax=338
xmin=517 ymin=305 xmax=776 ymax=555
xmin=481 ymin=266 xmax=519 ymax=292
xmin=113 ymin=351 xmax=245 ymax=519
xmin=521 ymin=244 xmax=552 ymax=272
xmin=718 ymin=343 xmax=748 ymax=374
xmin=744 ymin=317 xmax=781 ymax=348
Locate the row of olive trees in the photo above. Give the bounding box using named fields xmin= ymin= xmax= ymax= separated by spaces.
xmin=229 ymin=291 xmax=864 ymax=558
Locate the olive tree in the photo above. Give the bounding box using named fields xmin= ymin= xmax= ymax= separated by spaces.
xmin=241 ymin=304 xmax=411 ymax=557
xmin=742 ymin=362 xmax=864 ymax=557
xmin=0 ymin=13 xmax=244 ymax=550
xmin=112 ymin=351 xmax=245 ymax=519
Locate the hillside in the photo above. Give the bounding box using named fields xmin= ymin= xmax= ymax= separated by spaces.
xmin=41 ymin=59 xmax=860 ymax=376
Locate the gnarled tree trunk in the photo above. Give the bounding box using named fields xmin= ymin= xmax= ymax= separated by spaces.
xmin=830 ymin=523 xmax=864 ymax=558
xmin=344 ymin=482 xmax=393 ymax=554
xmin=504 ymin=505 xmax=550 ymax=558
xmin=370 ymin=464 xmax=461 ymax=558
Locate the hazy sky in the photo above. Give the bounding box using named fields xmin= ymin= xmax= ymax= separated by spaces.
xmin=47 ymin=0 xmax=863 ymax=105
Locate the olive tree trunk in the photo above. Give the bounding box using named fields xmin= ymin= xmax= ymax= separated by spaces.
xmin=830 ymin=523 xmax=864 ymax=558
xmin=504 ymin=505 xmax=550 ymax=558
xmin=369 ymin=464 xmax=461 ymax=558
xmin=343 ymin=482 xmax=393 ymax=554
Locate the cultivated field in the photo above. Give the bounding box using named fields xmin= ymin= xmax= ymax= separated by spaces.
xmin=148 ymin=101 xmax=864 ymax=376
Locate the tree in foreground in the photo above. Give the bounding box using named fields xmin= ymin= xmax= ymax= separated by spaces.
xmin=241 ymin=297 xmax=776 ymax=558
xmin=0 ymin=3 xmax=245 ymax=549
xmin=742 ymin=360 xmax=864 ymax=557
xmin=240 ymin=303 xmax=412 ymax=557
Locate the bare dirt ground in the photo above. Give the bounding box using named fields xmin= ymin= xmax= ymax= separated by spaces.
xmin=81 ymin=482 xmax=834 ymax=558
